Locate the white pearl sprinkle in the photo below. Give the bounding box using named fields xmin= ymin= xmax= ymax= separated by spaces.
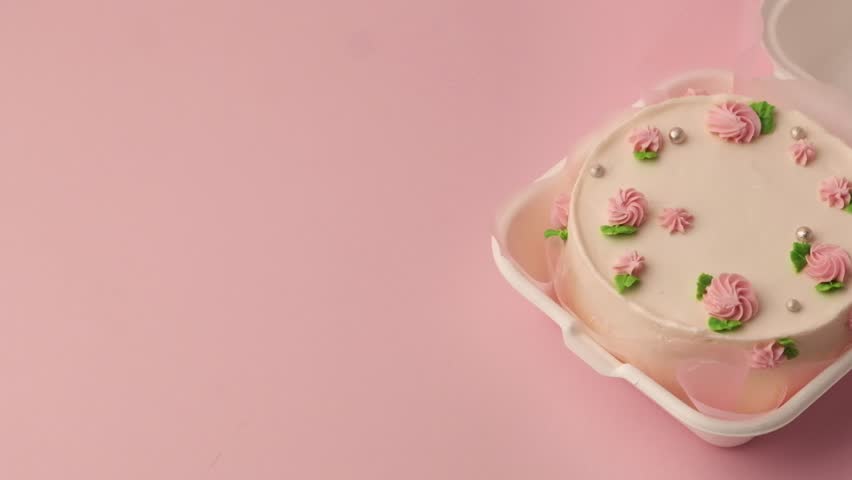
xmin=796 ymin=226 xmax=813 ymax=243
xmin=786 ymin=299 xmax=802 ymax=313
xmin=791 ymin=126 xmax=807 ymax=140
xmin=668 ymin=127 xmax=686 ymax=144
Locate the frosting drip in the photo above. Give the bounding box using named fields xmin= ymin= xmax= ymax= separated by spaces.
xmin=607 ymin=188 xmax=647 ymax=227
xmin=790 ymin=140 xmax=816 ymax=166
xmin=702 ymin=273 xmax=759 ymax=322
xmin=657 ymin=207 xmax=693 ymax=234
xmin=706 ymin=102 xmax=761 ymax=144
xmin=805 ymin=242 xmax=851 ymax=284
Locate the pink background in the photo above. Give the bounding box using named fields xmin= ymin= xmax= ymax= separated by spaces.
xmin=2 ymin=0 xmax=851 ymax=478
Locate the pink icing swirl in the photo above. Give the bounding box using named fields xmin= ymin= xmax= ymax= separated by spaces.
xmin=706 ymin=102 xmax=761 ymax=144
xmin=607 ymin=188 xmax=647 ymax=227
xmin=702 ymin=273 xmax=759 ymax=322
xmin=627 ymin=126 xmax=662 ymax=153
xmin=819 ymin=176 xmax=851 ymax=209
xmin=804 ymin=242 xmax=851 ymax=284
xmin=613 ymin=250 xmax=645 ymax=276
xmin=790 ymin=140 xmax=816 ymax=166
xmin=657 ymin=207 xmax=693 ymax=234
xmin=749 ymin=342 xmax=786 ymax=369
xmin=549 ymin=193 xmax=570 ymax=228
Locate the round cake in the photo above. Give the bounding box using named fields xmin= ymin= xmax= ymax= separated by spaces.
xmin=551 ymin=93 xmax=852 ymax=406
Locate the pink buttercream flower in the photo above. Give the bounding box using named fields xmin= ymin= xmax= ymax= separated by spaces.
xmin=790 ymin=140 xmax=816 ymax=166
xmin=706 ymin=102 xmax=761 ymax=144
xmin=658 ymin=207 xmax=694 ymax=234
xmin=607 ymin=188 xmax=647 ymax=227
xmin=702 ymin=273 xmax=759 ymax=322
xmin=749 ymin=342 xmax=786 ymax=369
xmin=549 ymin=193 xmax=570 ymax=228
xmin=628 ymin=126 xmax=662 ymax=153
xmin=818 ymin=176 xmax=851 ymax=209
xmin=804 ymin=242 xmax=851 ymax=284
xmin=613 ymin=250 xmax=645 ymax=276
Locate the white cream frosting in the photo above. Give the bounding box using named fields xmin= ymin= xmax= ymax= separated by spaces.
xmin=557 ymin=94 xmax=852 ymax=361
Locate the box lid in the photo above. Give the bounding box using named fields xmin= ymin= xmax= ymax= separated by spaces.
xmin=763 ymin=0 xmax=852 ymax=94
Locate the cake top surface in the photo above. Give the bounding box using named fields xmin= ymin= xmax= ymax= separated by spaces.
xmin=569 ymin=94 xmax=852 ymax=341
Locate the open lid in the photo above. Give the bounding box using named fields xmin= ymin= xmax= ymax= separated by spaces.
xmin=763 ymin=0 xmax=852 ymax=94
xmin=626 ymin=0 xmax=852 ymax=105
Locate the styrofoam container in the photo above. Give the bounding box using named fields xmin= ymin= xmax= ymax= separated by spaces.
xmin=493 ymin=155 xmax=852 ymax=447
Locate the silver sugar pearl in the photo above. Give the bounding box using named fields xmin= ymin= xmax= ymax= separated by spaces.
xmin=786 ymin=298 xmax=802 ymax=313
xmin=668 ymin=127 xmax=687 ymax=144
xmin=791 ymin=126 xmax=807 ymax=140
xmin=589 ymin=164 xmax=605 ymax=178
xmin=796 ymin=226 xmax=813 ymax=243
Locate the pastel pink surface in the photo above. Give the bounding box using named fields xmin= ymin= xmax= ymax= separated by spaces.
xmin=3 ymin=1 xmax=852 ymax=480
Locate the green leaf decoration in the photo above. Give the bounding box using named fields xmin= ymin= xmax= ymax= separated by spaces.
xmin=696 ymin=273 xmax=714 ymax=300
xmin=790 ymin=252 xmax=807 ymax=272
xmin=784 ymin=346 xmax=800 ymax=360
xmin=750 ymin=100 xmax=776 ymax=135
xmin=792 ymin=242 xmax=811 ymax=256
xmin=778 ymin=338 xmax=799 ymax=360
xmin=790 ymin=242 xmax=811 ymax=273
xmin=845 ymin=203 xmax=852 ymax=213
xmin=633 ymin=150 xmax=658 ymax=161
xmin=816 ymin=281 xmax=845 ymax=293
xmin=614 ymin=274 xmax=640 ymax=293
xmin=600 ymin=225 xmax=639 ymax=236
xmin=544 ymin=228 xmax=568 ymax=241
xmin=708 ymin=317 xmax=742 ymax=333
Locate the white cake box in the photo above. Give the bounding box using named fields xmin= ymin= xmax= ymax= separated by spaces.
xmin=494 ymin=23 xmax=852 ymax=446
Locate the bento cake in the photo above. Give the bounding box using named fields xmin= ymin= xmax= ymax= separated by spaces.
xmin=549 ymin=94 xmax=852 ymax=393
